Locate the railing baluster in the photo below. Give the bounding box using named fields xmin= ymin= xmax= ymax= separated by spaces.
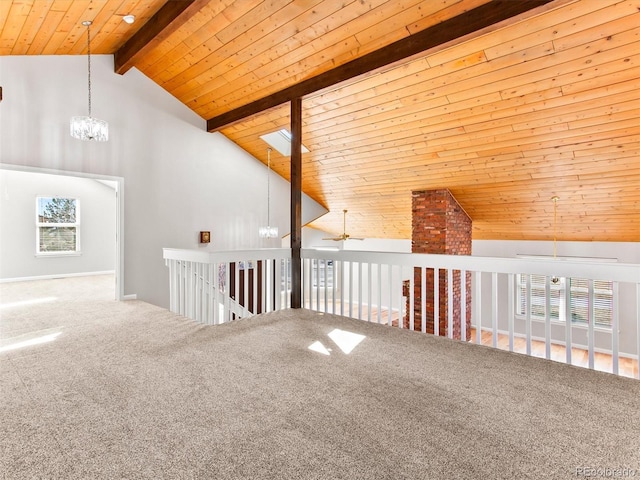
xmin=434 ymin=268 xmax=439 ymax=337
xmin=461 ymin=269 xmax=467 ymax=341
xmin=186 ymin=261 xmax=192 ymax=319
xmin=636 ymin=283 xmax=640 ymax=380
xmin=289 ymin=257 xmax=293 ymax=308
xmin=308 ymin=258 xmax=312 ymax=311
xmin=213 ymin=262 xmax=218 ymax=324
xmin=302 ymin=258 xmax=311 ymax=309
xmin=224 ymin=261 xmax=230 ymax=323
xmin=358 ymin=262 xmax=363 ymax=320
xmin=421 ymin=267 xmax=426 ymax=334
xmin=409 ymin=268 xmax=415 ymax=331
xmin=348 ymin=261 xmax=353 ymax=319
xmin=474 ymin=271 xmax=481 ymax=344
xmin=388 ymin=264 xmax=393 ymax=327
xmin=315 ymin=259 xmax=320 ymax=311
xmin=525 ymin=274 xmax=531 ymax=355
xmin=332 ymin=261 xmax=344 ymax=315
xmin=208 ymin=263 xmax=215 ymax=325
xmin=273 ymin=258 xmax=282 ymax=310
xmin=270 ymin=257 xmax=275 ymax=312
xmin=564 ymin=279 xmax=572 ymax=365
xmin=331 ymin=260 xmax=344 ymax=315
xmin=447 ymin=269 xmax=453 ymax=339
xmin=612 ymin=281 xmax=619 ymax=375
xmin=195 ymin=262 xmax=202 ymax=323
xmin=508 ymin=274 xmax=514 ymax=352
xmin=168 ymin=259 xmax=176 ymax=312
xmin=545 ymin=276 xmax=551 ymax=360
xmin=176 ymin=261 xmax=182 ymax=315
xmin=200 ymin=262 xmax=205 ymax=322
xmin=253 ymin=259 xmax=258 ymax=315
xmin=244 ymin=260 xmax=250 ymax=317
xmin=322 ymin=260 xmax=329 ymax=313
xmin=201 ymin=263 xmax=207 ymax=323
xmin=491 ymin=272 xmax=498 ymax=348
xmin=178 ymin=261 xmax=184 ymax=316
xmin=367 ymin=263 xmax=372 ymax=322
xmin=288 ymin=257 xmax=293 ymax=308
xmin=588 ymin=279 xmax=595 ymax=370
xmin=377 ymin=263 xmax=382 ymax=324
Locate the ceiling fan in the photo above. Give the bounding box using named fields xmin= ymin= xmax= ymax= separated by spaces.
xmin=323 ymin=210 xmax=364 ymax=241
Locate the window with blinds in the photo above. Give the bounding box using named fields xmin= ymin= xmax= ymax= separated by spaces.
xmin=36 ymin=197 xmax=80 ymax=254
xmin=516 ymin=274 xmax=612 ymax=327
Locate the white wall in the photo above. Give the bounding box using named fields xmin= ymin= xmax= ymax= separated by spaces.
xmin=473 ymin=240 xmax=640 ymax=263
xmin=303 ymin=226 xmax=411 ymax=252
xmin=0 ymin=55 xmax=326 ymax=308
xmin=0 ymin=170 xmax=116 ymax=280
xmin=473 ymin=240 xmax=640 ymax=356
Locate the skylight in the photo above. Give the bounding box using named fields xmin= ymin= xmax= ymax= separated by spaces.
xmin=259 ymin=129 xmax=310 ymax=156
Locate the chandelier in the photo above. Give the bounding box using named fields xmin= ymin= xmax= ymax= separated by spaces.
xmin=259 ymin=148 xmax=279 ymax=238
xmin=70 ymin=21 xmax=109 ymax=142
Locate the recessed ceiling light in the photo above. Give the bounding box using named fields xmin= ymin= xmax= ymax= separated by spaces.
xmin=122 ymin=14 xmax=135 ymax=24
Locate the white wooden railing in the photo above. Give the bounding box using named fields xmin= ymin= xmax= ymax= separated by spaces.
xmin=163 ymin=248 xmax=292 ymax=325
xmin=164 ymin=247 xmax=640 ymax=379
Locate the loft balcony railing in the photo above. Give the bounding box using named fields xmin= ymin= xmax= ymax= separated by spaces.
xmin=163 ymin=247 xmax=640 ymax=379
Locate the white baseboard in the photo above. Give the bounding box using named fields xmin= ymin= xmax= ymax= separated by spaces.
xmin=123 ymin=294 xmax=137 ymax=301
xmin=0 ymin=270 xmax=115 ymax=283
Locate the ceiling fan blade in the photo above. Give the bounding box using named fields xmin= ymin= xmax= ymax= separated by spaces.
xmin=321 ymin=210 xmax=363 ymax=242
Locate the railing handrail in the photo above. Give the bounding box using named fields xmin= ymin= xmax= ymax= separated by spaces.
xmin=301 ymin=249 xmax=640 ymax=283
xmin=163 ymin=247 xmax=291 ymax=264
xmin=163 ymin=247 xmax=640 ymax=283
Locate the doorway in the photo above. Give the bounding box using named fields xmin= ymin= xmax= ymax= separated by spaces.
xmin=0 ymin=164 xmax=124 ymax=300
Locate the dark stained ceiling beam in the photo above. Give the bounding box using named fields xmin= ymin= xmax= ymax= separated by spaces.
xmin=207 ymin=0 xmax=555 ymax=132
xmin=114 ymin=0 xmax=209 ymax=75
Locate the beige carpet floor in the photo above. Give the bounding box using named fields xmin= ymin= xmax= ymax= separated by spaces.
xmin=1 ymin=275 xmax=639 ymax=479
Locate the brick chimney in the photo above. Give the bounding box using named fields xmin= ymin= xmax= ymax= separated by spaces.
xmin=404 ymin=189 xmax=471 ymax=340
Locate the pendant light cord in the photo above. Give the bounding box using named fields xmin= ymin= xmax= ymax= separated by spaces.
xmin=552 ymin=196 xmax=558 ymax=258
xmin=85 ymin=21 xmax=92 ymax=118
xmin=267 ymin=148 xmax=272 ymax=227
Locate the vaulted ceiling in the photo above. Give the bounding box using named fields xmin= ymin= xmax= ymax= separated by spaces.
xmin=2 ymin=0 xmax=639 ymax=242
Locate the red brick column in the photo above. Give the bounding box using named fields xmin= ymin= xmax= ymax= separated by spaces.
xmin=404 ymin=189 xmax=472 ymax=340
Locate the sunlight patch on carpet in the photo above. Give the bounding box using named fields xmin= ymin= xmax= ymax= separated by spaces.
xmin=308 ymin=341 xmax=331 ymax=355
xmin=328 ymin=329 xmax=366 ymax=354
xmin=0 ymin=331 xmax=62 ymax=353
xmin=309 ymin=329 xmax=366 ymax=356
xmin=0 ymin=296 xmax=58 ymax=309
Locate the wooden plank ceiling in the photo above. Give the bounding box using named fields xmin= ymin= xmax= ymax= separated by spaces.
xmin=2 ymin=0 xmax=639 ymax=242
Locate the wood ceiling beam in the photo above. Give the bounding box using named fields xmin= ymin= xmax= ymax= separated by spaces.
xmin=206 ymin=0 xmax=555 ymax=132
xmin=114 ymin=0 xmax=209 ymax=75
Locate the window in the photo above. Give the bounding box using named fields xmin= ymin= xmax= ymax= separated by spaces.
xmin=516 ymin=274 xmax=612 ymax=327
xmin=36 ymin=197 xmax=80 ymax=254
xmin=312 ymin=259 xmax=334 ymax=288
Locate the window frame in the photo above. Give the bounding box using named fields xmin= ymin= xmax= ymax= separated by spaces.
xmin=515 ymin=274 xmax=613 ymax=329
xmin=35 ymin=196 xmax=81 ymax=256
